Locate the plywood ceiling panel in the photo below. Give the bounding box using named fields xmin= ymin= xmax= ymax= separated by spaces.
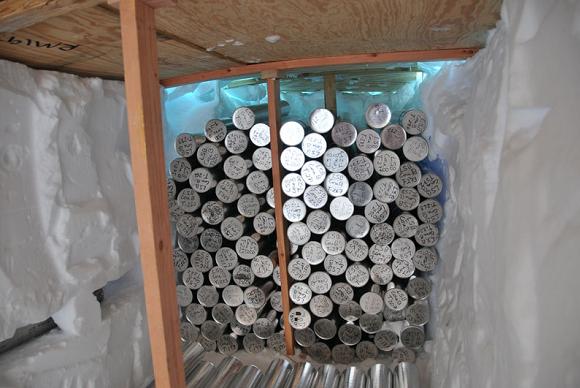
xmin=0 ymin=6 xmax=119 ymax=71
xmin=0 ymin=5 xmax=239 ymax=79
xmin=156 ymin=0 xmax=500 ymax=63
xmin=0 ymin=0 xmax=500 ymax=80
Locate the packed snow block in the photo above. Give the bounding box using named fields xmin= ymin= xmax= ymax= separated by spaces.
xmin=0 ymin=60 xmax=139 ymax=341
xmin=0 ymin=277 xmax=151 ymax=388
xmin=422 ymin=1 xmax=580 ymax=387
xmin=51 ymin=289 xmax=101 ymax=337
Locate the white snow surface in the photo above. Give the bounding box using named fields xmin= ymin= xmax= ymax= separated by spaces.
xmin=424 ymin=0 xmax=580 ymax=387
xmin=0 ymin=267 xmax=152 ymax=388
xmin=0 ymin=59 xmax=139 ymax=342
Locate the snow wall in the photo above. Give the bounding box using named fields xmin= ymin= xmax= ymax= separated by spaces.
xmin=0 ymin=60 xmax=151 ymax=387
xmin=424 ymin=1 xmax=580 ymax=387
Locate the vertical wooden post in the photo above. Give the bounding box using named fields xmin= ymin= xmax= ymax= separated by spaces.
xmin=119 ymin=0 xmax=185 ymax=387
xmin=267 ymin=77 xmax=295 ymax=355
xmin=324 ymin=73 xmax=337 ymax=116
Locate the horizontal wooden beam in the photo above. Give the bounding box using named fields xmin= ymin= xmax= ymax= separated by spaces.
xmin=108 ymin=0 xmax=176 ymax=8
xmin=0 ymin=0 xmax=104 ymax=32
xmin=160 ymin=47 xmax=478 ymax=87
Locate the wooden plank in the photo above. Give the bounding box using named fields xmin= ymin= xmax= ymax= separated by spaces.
xmin=0 ymin=5 xmax=239 ymax=80
xmin=161 ymin=47 xmax=478 ymax=87
xmin=0 ymin=0 xmax=498 ymax=81
xmin=267 ymin=77 xmax=295 ymax=355
xmin=155 ymin=0 xmax=499 ymax=65
xmin=0 ymin=0 xmax=104 ymax=33
xmin=0 ymin=0 xmax=499 ymax=81
xmin=108 ymin=0 xmax=176 ymax=7
xmin=60 ymin=36 xmax=238 ymax=80
xmin=324 ymin=74 xmax=337 ymax=116
xmin=156 ymin=38 xmax=238 ymax=78
xmin=118 ymin=0 xmax=185 ymax=387
xmin=0 ymin=6 xmax=121 ymax=71
xmin=98 ymin=4 xmax=246 ymax=66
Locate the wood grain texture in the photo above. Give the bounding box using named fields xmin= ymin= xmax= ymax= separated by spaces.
xmin=108 ymin=0 xmax=176 ymax=8
xmin=160 ymin=47 xmax=478 ymax=87
xmin=0 ymin=0 xmax=499 ymax=80
xmin=0 ymin=0 xmax=104 ymax=32
xmin=0 ymin=5 xmax=238 ymax=79
xmin=98 ymin=3 xmax=245 ymax=65
xmin=267 ymin=77 xmax=295 ymax=355
xmin=0 ymin=6 xmax=125 ymax=77
xmin=59 ymin=36 xmax=237 ymax=79
xmin=118 ymin=0 xmax=185 ymax=387
xmin=324 ymin=74 xmax=337 ymax=116
xmin=156 ymin=0 xmax=500 ymax=63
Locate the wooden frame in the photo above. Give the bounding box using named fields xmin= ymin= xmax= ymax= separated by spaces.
xmin=119 ymin=0 xmax=185 ymax=387
xmin=0 ymin=0 xmax=498 ymax=386
xmin=324 ymin=74 xmax=337 ymax=116
xmin=113 ymin=0 xmax=480 ymax=384
xmin=267 ymin=76 xmax=295 ymax=354
xmin=160 ymin=48 xmax=478 ymax=87
xmin=0 ymin=0 xmax=499 ymax=79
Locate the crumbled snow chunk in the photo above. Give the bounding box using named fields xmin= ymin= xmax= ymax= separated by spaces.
xmin=52 ymin=289 xmax=101 ymax=336
xmin=265 ymin=34 xmax=281 ymax=44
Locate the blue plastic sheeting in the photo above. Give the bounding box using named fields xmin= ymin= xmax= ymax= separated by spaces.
xmin=162 ymin=61 xmax=453 ymax=168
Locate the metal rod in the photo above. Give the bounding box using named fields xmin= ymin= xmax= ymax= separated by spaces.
xmin=294 ymin=327 xmax=316 ymax=348
xmin=217 ymin=333 xmax=240 ymax=355
xmin=196 ymin=143 xmax=226 ymax=168
xmin=401 ymin=109 xmax=428 ymax=135
xmin=331 ymin=344 xmax=355 ymax=364
xmin=355 ymin=340 xmax=379 ymax=360
xmin=306 ymin=210 xmax=332 ymax=235
xmin=226 ymin=365 xmax=263 ymax=388
xmin=310 ymin=108 xmax=335 ymax=134
xmin=302 ymin=133 xmax=327 ymax=159
xmin=368 ymin=364 xmax=393 ymax=388
xmin=267 ymin=331 xmax=288 ymax=354
xmin=365 ymin=103 xmax=391 ymax=129
xmin=212 ymin=303 xmax=234 ymax=325
xmin=182 ymin=342 xmax=205 ymax=377
xmin=207 ymin=356 xmax=243 ymax=388
xmin=289 ymin=361 xmax=318 ymax=388
xmin=313 ymin=364 xmax=341 ymax=388
xmin=186 ymin=361 xmax=217 ymax=388
xmin=243 ymin=333 xmax=266 ymax=353
xmin=253 ymin=309 xmax=279 ymax=339
xmin=280 ymin=121 xmax=305 ymax=146
xmin=309 ymin=342 xmax=332 ymax=363
xmin=381 ymin=124 xmax=406 ymax=150
xmin=314 ymin=318 xmax=337 ymax=340
xmin=394 ymin=362 xmax=420 ymax=388
xmin=339 ymin=366 xmax=367 ymax=388
xmin=258 ymin=358 xmax=294 ymax=388
xmin=250 ymin=123 xmax=271 ymax=147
